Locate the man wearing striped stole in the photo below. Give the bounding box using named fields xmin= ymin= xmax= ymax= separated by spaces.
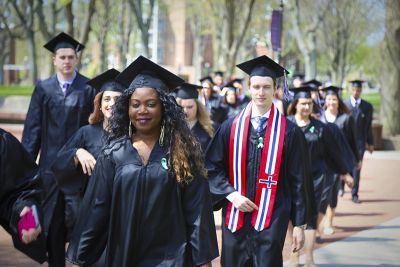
xmin=206 ymin=55 xmax=310 ymax=267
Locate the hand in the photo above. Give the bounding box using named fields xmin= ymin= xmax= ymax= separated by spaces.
xmin=341 ymin=173 xmax=354 ymax=188
xmin=19 ymin=207 xmax=41 ymax=244
xmin=75 ymin=148 xmax=96 ymax=176
xmin=220 ymin=87 xmax=228 ymax=96
xmin=291 ymin=226 xmax=305 ymax=252
xmin=72 ymin=265 xmax=81 ymax=267
xmin=198 ymin=263 xmax=212 ymax=267
xmin=232 ymin=194 xmax=258 ymax=212
xmin=368 ymin=144 xmax=374 ymax=154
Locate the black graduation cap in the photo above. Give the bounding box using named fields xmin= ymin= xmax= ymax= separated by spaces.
xmin=176 ymin=83 xmax=201 ymax=99
xmin=303 ymin=79 xmax=322 ymax=89
xmin=116 ymin=55 xmax=184 ymax=93
xmin=349 ymin=80 xmax=364 ymax=88
xmin=232 ymin=78 xmax=243 ymax=84
xmin=221 ymin=81 xmax=237 ymax=93
xmin=87 ymin=68 xmax=125 ymax=93
xmin=214 ymin=71 xmax=224 ymax=77
xmin=322 ymin=85 xmax=342 ymax=96
xmin=292 ymin=73 xmax=305 ymax=80
xmin=199 ymin=76 xmax=214 ymax=85
xmin=236 ymin=55 xmax=289 ymax=79
xmin=289 ymin=85 xmax=313 ymax=100
xmin=43 ymin=32 xmax=85 ymax=53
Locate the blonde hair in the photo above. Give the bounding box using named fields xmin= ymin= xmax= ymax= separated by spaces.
xmin=195 ymin=99 xmax=214 ymax=137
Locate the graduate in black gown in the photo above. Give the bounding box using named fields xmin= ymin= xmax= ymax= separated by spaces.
xmin=21 ymin=32 xmax=96 ymax=267
xmin=286 ymin=86 xmax=355 ymax=266
xmin=213 ymin=70 xmax=225 ymax=93
xmin=199 ymin=76 xmax=227 ymax=124
xmin=222 ymin=83 xmax=242 ymax=118
xmin=175 ymin=83 xmax=214 ymax=153
xmin=66 ymin=56 xmax=218 ymax=267
xmin=321 ymin=86 xmax=360 ymax=235
xmin=0 ymin=128 xmax=46 ymax=264
xmin=233 ymin=78 xmax=251 ymax=109
xmin=206 ymin=55 xmax=311 ymax=267
xmin=52 ymin=69 xmax=124 ymax=243
xmin=344 ymin=80 xmax=374 ymax=203
xmin=302 ymin=79 xmax=324 ymax=120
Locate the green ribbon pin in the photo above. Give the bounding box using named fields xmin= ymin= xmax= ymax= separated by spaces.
xmin=257 ymin=137 xmax=264 ymax=149
xmin=309 ymin=126 xmax=315 ymax=133
xmin=161 ymin=157 xmax=168 ymax=170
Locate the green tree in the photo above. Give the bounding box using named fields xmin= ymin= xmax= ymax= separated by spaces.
xmin=379 ymin=0 xmax=400 ymax=135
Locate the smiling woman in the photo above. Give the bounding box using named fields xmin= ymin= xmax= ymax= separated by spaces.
xmin=66 ymin=56 xmax=218 ymax=267
xmin=51 ymin=68 xmax=124 ymax=267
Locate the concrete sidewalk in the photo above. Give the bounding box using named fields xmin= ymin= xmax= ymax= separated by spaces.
xmin=285 ymin=216 xmax=400 ymax=266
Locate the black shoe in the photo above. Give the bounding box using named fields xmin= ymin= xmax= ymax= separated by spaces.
xmin=352 ymin=196 xmax=361 ymax=204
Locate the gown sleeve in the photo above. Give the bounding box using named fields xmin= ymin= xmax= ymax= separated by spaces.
xmin=0 ymin=129 xmax=46 ymax=263
xmin=51 ymin=127 xmax=85 ymax=194
xmin=286 ymin=126 xmax=312 ymax=227
xmin=21 ymin=84 xmax=45 ymax=159
xmin=66 ymin=154 xmax=114 ymax=267
xmin=182 ymin=174 xmax=219 ymax=266
xmin=323 ymin=123 xmax=356 ymax=174
xmin=205 ymin=120 xmax=236 ymax=209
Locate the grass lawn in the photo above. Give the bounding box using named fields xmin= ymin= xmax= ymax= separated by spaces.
xmin=0 ymin=85 xmax=34 ymax=96
xmin=342 ymin=91 xmax=381 ymax=113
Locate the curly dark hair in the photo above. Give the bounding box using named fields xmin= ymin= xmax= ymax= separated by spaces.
xmin=108 ymin=86 xmax=207 ymax=184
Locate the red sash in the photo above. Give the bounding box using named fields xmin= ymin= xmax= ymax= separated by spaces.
xmin=226 ymin=103 xmax=286 ymax=232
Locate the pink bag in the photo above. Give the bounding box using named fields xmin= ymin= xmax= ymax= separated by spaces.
xmin=17 ymin=205 xmax=40 ymax=241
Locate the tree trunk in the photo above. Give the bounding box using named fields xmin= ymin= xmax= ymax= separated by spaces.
xmin=190 ymin=18 xmax=205 ymax=82
xmin=26 ymin=29 xmax=37 ymax=84
xmin=77 ymin=0 xmax=96 ymax=68
xmin=380 ymin=0 xmax=400 ymax=135
xmin=66 ymin=2 xmax=74 ymax=36
xmin=99 ymin=0 xmax=110 ymax=72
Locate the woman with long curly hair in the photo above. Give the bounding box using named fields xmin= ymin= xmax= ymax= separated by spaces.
xmin=67 ymin=56 xmax=218 ymax=267
xmin=52 ymin=68 xmax=123 ymax=237
xmin=175 ymin=83 xmax=214 ymax=153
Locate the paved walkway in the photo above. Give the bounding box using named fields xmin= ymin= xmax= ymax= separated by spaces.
xmin=284 ymin=215 xmax=400 ymax=266
xmin=1 ymin=128 xmax=400 ymax=267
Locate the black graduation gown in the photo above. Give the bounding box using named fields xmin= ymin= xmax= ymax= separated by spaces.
xmin=287 ymin=117 xmax=355 ymax=228
xmin=66 ymin=137 xmax=219 ymax=267
xmin=345 ymin=99 xmax=374 ymax=155
xmin=330 ymin=113 xmax=360 ymax=163
xmin=52 ymin=123 xmax=107 ymax=195
xmin=21 ymin=73 xmax=96 ymax=232
xmin=208 ymin=94 xmax=228 ymax=124
xmin=325 ymin=113 xmax=360 ymax=208
xmin=226 ymin=103 xmax=242 ymax=118
xmin=51 ymin=123 xmax=107 ymax=239
xmin=191 ymin=121 xmax=211 ymax=153
xmin=205 ymin=117 xmax=311 ymax=267
xmin=0 ymin=129 xmax=46 ymax=263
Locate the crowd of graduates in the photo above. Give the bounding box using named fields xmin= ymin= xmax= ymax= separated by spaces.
xmin=0 ymin=32 xmax=373 ymax=267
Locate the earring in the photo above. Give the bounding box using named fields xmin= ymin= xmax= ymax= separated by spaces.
xmin=129 ymin=121 xmax=133 ymax=137
xmin=159 ymin=121 xmax=165 ymax=146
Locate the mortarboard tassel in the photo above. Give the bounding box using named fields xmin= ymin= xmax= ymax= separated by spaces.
xmin=283 ymin=70 xmax=291 ymax=102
